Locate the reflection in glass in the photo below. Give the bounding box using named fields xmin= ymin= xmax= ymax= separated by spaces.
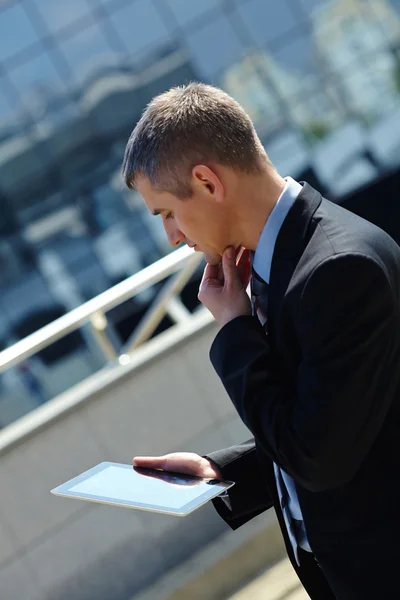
xmin=163 ymin=0 xmax=217 ymax=27
xmin=0 ymin=2 xmax=39 ymax=61
xmin=339 ymin=56 xmax=400 ymax=122
xmin=290 ymin=89 xmax=344 ymax=143
xmin=269 ymin=32 xmax=319 ymax=79
xmin=298 ymin=0 xmax=329 ymax=14
xmin=108 ymin=0 xmax=171 ymax=64
xmin=58 ymin=21 xmax=120 ymax=86
xmin=0 ymin=239 xmax=27 ymax=286
xmin=134 ymin=466 xmax=207 ymax=487
xmin=311 ymin=0 xmax=400 ymax=122
xmin=312 ymin=1 xmax=394 ymax=74
xmin=220 ymin=51 xmax=287 ymax=138
xmin=32 ymin=0 xmax=92 ymax=34
xmin=91 ymin=184 xmax=131 ymax=231
xmin=8 ymin=52 xmax=66 ymax=118
xmin=72 ymin=258 xmax=111 ymax=300
xmin=0 ymin=84 xmax=16 ymax=128
xmin=234 ymin=0 xmax=298 ymax=48
xmin=184 ymin=10 xmax=244 ymax=80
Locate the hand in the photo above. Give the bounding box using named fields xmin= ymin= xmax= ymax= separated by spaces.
xmin=198 ymin=246 xmax=252 ymax=327
xmin=133 ymin=452 xmax=223 ymax=480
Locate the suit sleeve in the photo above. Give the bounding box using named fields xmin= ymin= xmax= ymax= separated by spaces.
xmin=210 ymin=253 xmax=399 ymax=492
xmin=203 ymin=438 xmax=273 ymax=530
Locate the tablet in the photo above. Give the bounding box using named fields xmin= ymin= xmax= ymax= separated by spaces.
xmin=50 ymin=462 xmax=235 ymax=516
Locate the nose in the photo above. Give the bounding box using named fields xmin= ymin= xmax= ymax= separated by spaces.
xmin=164 ymin=221 xmax=184 ymax=247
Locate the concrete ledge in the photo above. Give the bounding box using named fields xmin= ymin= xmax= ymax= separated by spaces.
xmin=132 ymin=510 xmax=286 ymax=600
xmin=229 ymin=558 xmax=306 ymax=600
xmin=0 ymin=309 xmax=215 ymax=456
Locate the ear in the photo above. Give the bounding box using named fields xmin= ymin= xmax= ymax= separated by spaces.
xmin=191 ymin=165 xmax=225 ymax=203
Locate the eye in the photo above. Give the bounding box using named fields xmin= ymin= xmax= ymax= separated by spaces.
xmin=165 ymin=212 xmax=173 ymax=220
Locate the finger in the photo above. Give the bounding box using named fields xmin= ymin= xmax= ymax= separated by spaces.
xmin=200 ymin=262 xmax=222 ymax=287
xmin=199 ymin=264 xmax=216 ymax=294
xmin=205 ymin=262 xmax=220 ymax=280
xmin=222 ymin=246 xmax=240 ymax=288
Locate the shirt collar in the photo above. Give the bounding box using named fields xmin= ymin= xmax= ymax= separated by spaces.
xmin=253 ymin=177 xmax=302 ymax=284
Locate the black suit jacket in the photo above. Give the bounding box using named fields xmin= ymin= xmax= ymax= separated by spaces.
xmin=205 ymin=183 xmax=400 ymax=599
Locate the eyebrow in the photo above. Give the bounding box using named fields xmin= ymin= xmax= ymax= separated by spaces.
xmin=152 ymin=209 xmax=163 ymax=216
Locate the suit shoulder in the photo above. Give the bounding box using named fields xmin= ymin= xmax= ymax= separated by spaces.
xmin=292 ymin=200 xmax=400 ymax=297
xmin=314 ymin=198 xmax=400 ymax=267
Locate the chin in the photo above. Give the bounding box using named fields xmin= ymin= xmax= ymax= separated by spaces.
xmin=203 ymin=251 xmax=221 ymax=266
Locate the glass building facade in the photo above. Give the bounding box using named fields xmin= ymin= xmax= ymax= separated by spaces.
xmin=0 ymin=0 xmax=400 ymax=425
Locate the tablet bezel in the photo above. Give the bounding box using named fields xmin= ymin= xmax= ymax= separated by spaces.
xmin=50 ymin=461 xmax=235 ymax=516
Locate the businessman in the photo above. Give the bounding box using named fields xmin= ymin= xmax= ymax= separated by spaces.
xmin=124 ymin=83 xmax=400 ymax=599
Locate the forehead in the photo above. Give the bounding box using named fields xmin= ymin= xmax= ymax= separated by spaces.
xmin=134 ymin=175 xmax=175 ymax=210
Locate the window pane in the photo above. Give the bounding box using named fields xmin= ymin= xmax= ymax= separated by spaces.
xmin=233 ymin=0 xmax=298 ymax=48
xmin=220 ymin=53 xmax=287 ymax=137
xmin=269 ymin=33 xmax=319 ymax=80
xmin=313 ymin=3 xmax=393 ymax=75
xmin=108 ymin=0 xmax=171 ymax=63
xmin=290 ymin=89 xmax=344 ymax=135
xmin=31 ymin=0 xmax=92 ymax=34
xmin=338 ymin=54 xmax=399 ymax=121
xmin=297 ymin=0 xmax=329 ymax=14
xmin=8 ymin=52 xmax=66 ymax=116
xmin=163 ymin=0 xmax=217 ymax=27
xmin=265 ymin=128 xmax=310 ymax=177
xmin=0 ymin=2 xmax=39 ymax=61
xmin=184 ymin=10 xmax=245 ymax=80
xmin=58 ymin=21 xmax=120 ymax=85
xmin=0 ymin=83 xmax=16 ymax=127
xmin=2 ymin=271 xmax=55 ymax=326
xmin=389 ymin=0 xmax=400 ymax=15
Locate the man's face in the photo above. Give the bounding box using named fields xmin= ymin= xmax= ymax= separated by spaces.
xmin=135 ymin=174 xmax=230 ymax=265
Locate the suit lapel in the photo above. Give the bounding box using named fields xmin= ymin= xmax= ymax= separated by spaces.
xmin=267 ymin=183 xmax=323 ymax=345
xmin=260 ymin=183 xmax=323 ymax=567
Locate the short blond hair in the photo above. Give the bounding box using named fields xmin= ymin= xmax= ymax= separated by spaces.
xmin=122 ymin=82 xmax=271 ymax=198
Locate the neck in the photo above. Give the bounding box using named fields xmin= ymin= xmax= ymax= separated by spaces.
xmin=234 ymin=168 xmax=286 ymax=251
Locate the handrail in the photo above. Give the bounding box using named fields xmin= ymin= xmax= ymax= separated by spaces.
xmin=0 ymin=245 xmax=200 ymax=373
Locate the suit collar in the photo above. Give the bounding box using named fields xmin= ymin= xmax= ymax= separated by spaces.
xmin=253 ymin=177 xmax=303 ymax=284
xmin=272 ymin=182 xmax=323 ymax=261
xmin=265 ymin=183 xmax=323 ymax=344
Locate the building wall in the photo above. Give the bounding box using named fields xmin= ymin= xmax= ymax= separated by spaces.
xmin=1 ymin=0 xmax=400 ymax=442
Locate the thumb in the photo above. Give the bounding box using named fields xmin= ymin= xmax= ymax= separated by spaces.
xmin=133 ymin=456 xmax=166 ymax=469
xmin=222 ymin=246 xmax=239 ymax=286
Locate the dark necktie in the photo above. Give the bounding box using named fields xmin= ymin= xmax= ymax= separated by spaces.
xmin=251 ymin=267 xmax=269 ymax=329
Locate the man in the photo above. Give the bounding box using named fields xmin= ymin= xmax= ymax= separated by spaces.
xmin=123 ymin=83 xmax=400 ymax=599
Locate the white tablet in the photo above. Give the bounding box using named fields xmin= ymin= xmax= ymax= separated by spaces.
xmin=51 ymin=462 xmax=235 ymax=516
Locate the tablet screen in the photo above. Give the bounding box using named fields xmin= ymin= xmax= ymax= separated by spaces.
xmin=51 ymin=462 xmax=235 ymax=515
xmin=70 ymin=465 xmax=214 ymax=509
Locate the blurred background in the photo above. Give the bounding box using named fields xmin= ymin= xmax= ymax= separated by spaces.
xmin=0 ymin=1 xmax=399 ymax=599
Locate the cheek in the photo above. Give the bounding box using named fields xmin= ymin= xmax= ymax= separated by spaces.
xmin=178 ymin=211 xmax=200 ymax=235
xmin=181 ymin=208 xmax=221 ymax=243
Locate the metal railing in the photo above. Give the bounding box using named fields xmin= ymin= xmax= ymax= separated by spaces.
xmin=0 ymin=245 xmax=204 ymax=373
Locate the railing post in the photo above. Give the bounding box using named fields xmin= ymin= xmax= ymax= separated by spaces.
xmin=123 ymin=252 xmax=203 ymax=351
xmin=89 ymin=312 xmax=118 ymax=362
